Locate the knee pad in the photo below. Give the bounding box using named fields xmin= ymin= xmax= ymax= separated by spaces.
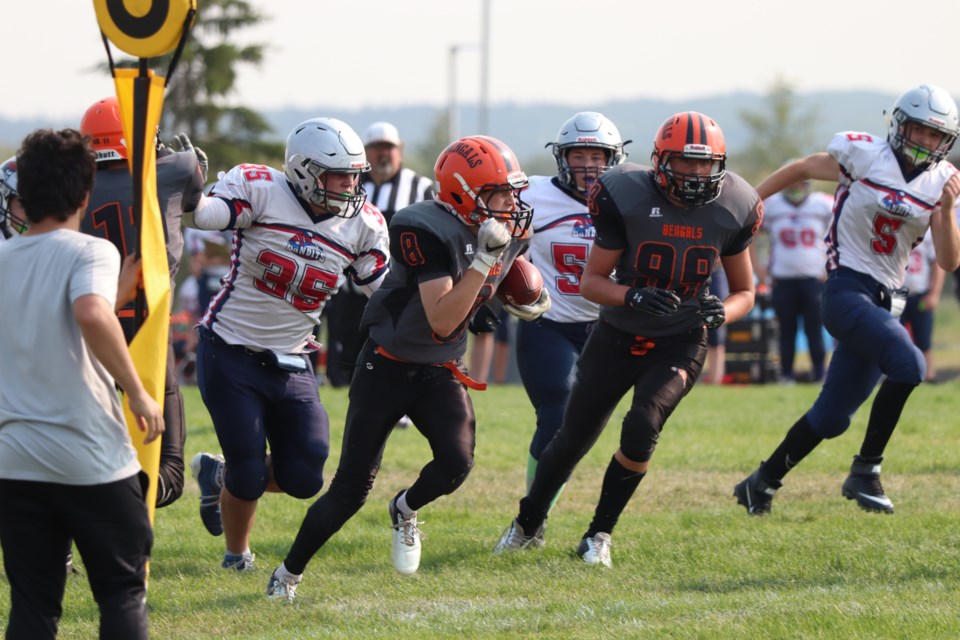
xmin=620 ymin=408 xmax=660 ymax=463
xmin=223 ymin=457 xmax=269 ymax=501
xmin=274 ymin=445 xmax=329 ymax=500
xmin=806 ymin=411 xmax=851 ymax=440
xmin=434 ymin=454 xmax=475 ymax=495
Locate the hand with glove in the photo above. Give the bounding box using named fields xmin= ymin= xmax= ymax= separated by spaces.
xmin=698 ymin=291 xmax=726 ymax=329
xmin=170 ymin=132 xmax=209 ymax=183
xmin=624 ymin=287 xmax=681 ymax=316
xmin=470 ymin=217 xmax=511 ymax=275
xmin=468 ymin=304 xmax=501 ymax=334
xmin=504 ymin=289 xmax=552 ymax=322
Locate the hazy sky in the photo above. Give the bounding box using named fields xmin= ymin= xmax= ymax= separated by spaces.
xmin=6 ymin=0 xmax=960 ymax=121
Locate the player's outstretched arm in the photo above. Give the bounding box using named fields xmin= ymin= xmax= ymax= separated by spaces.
xmin=755 ymin=153 xmax=839 ymax=200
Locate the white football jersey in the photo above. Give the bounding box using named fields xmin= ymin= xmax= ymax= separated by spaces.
xmin=200 ymin=164 xmax=390 ymax=353
xmin=904 ymin=230 xmax=936 ymax=294
xmin=763 ymin=191 xmax=834 ymax=279
xmin=827 ymin=131 xmax=957 ymax=289
xmin=523 ymin=176 xmax=599 ymax=323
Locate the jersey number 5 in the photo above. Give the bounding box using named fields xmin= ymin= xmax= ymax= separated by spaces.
xmin=254 ymin=249 xmax=338 ymax=311
xmin=551 ymin=243 xmax=588 ymax=295
xmin=871 ymin=213 xmax=903 ymax=255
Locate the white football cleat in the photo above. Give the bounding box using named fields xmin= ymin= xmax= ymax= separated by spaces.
xmin=576 ymin=532 xmax=612 ymax=568
xmin=389 ymin=496 xmax=422 ymax=575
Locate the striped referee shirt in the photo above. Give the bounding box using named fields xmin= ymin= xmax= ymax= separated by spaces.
xmin=362 ymin=166 xmax=434 ymax=224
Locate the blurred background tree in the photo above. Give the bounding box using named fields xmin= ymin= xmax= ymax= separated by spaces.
xmin=733 ymin=77 xmax=820 ymax=184
xmin=107 ymin=0 xmax=283 ymax=177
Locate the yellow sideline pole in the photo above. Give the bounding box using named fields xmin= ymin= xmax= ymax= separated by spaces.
xmin=91 ymin=1 xmax=197 ymax=531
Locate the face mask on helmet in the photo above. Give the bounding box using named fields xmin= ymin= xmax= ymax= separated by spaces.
xmin=651 ymin=112 xmax=726 ymax=206
xmin=80 ymin=97 xmax=128 ymax=163
xmin=435 ymin=135 xmax=533 ymax=239
xmin=284 ymin=118 xmax=371 ymax=218
xmin=783 ymin=180 xmax=811 ymax=206
xmin=548 ymin=112 xmax=629 ymax=193
xmin=886 ymin=84 xmax=960 ymax=169
xmin=0 ymin=157 xmax=26 ymax=239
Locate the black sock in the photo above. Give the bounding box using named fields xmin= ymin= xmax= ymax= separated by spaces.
xmin=761 ymin=415 xmax=823 ymax=482
xmin=859 ymin=380 xmax=917 ymax=460
xmin=585 ymin=456 xmax=645 ymax=538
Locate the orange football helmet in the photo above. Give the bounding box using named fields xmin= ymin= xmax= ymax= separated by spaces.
xmin=434 ymin=135 xmax=532 ymax=238
xmin=651 ymin=111 xmax=726 ymax=206
xmin=80 ymin=97 xmax=127 ymax=163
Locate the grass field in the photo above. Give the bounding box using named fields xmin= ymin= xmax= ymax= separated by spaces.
xmin=3 ymin=304 xmax=960 ymax=639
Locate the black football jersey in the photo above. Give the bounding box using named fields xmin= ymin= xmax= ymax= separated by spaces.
xmin=589 ymin=163 xmax=762 ymax=337
xmin=363 ymin=200 xmax=527 ymax=364
xmin=82 ymin=150 xmax=204 ymax=280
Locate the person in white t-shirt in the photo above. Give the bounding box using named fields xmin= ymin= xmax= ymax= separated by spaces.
xmin=0 ymin=128 xmax=163 ymax=639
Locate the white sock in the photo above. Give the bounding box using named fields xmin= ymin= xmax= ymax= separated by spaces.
xmin=396 ymin=491 xmax=415 ymax=518
xmin=275 ymin=562 xmax=302 ymax=584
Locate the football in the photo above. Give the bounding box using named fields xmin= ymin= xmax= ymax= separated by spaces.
xmin=496 ymin=258 xmax=543 ymax=307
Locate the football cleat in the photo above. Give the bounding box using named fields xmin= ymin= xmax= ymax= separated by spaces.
xmin=389 ymin=494 xmax=422 ymax=575
xmin=190 ymin=452 xmax=225 ymax=536
xmin=576 ymin=533 xmax=613 ymax=568
xmin=734 ymin=465 xmax=781 ymax=516
xmin=266 ymin=567 xmax=300 ymax=603
xmin=842 ymin=456 xmax=894 ymax=513
xmin=221 ymin=552 xmax=255 ymax=572
xmin=493 ymin=518 xmax=545 ymax=554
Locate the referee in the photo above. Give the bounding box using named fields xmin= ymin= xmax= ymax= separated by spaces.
xmin=324 ymin=122 xmax=435 ymax=388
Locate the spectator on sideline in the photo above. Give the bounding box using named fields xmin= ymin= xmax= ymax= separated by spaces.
xmin=266 ymin=135 xmax=549 ymax=601
xmin=901 ymin=230 xmax=943 ymax=382
xmin=754 ymin=174 xmax=834 ymax=382
xmin=79 ymin=96 xmax=205 ymax=508
xmin=514 ymin=112 xmax=628 ymax=525
xmin=735 ymin=84 xmax=960 ymax=516
xmin=495 ymin=112 xmax=760 ymax=568
xmin=189 ymin=118 xmax=389 ymax=571
xmin=0 ymin=128 xmax=163 ymax=639
xmin=325 ymin=122 xmax=434 ymax=388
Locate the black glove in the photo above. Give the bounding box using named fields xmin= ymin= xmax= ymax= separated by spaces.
xmin=468 ymin=304 xmax=501 ymax=334
xmin=698 ymin=292 xmax=726 ymax=329
xmin=624 ymin=287 xmax=681 ymax=316
xmin=171 ymin=132 xmax=209 ymax=183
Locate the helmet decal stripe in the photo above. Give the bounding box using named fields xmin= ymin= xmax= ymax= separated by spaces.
xmin=697 ymin=113 xmax=708 ymax=144
xmin=685 ymin=113 xmax=695 ymax=145
xmin=483 ymin=136 xmax=517 ymax=172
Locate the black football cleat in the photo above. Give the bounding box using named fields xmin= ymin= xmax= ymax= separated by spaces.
xmin=734 ymin=465 xmax=782 ymax=516
xmin=842 ymin=456 xmax=894 ymax=513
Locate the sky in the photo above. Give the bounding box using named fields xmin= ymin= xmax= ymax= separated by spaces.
xmin=5 ymin=0 xmax=960 ymax=121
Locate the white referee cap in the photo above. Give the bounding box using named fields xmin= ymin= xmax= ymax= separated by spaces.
xmin=364 ymin=122 xmax=401 ymax=147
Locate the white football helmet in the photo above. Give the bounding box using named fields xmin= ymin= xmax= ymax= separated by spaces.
xmin=0 ymin=156 xmax=26 ymax=239
xmin=886 ymin=84 xmax=960 ymax=168
xmin=284 ymin=118 xmax=370 ymax=217
xmin=547 ymin=112 xmax=629 ymax=192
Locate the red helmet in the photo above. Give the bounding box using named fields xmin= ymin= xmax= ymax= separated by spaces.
xmin=434 ymin=135 xmax=532 ymax=238
xmin=651 ymin=111 xmax=726 ymax=206
xmin=80 ymin=97 xmax=127 ymax=162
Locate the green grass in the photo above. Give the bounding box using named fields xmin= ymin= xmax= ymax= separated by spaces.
xmin=4 ymin=304 xmax=960 ymax=639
